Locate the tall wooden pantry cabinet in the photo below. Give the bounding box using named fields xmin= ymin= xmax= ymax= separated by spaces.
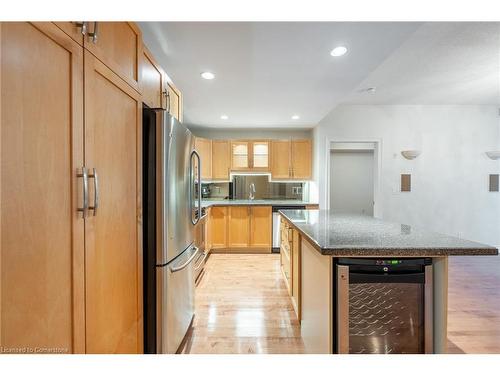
xmin=0 ymin=22 xmax=143 ymax=353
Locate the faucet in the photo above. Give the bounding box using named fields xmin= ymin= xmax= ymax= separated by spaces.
xmin=249 ymin=183 xmax=256 ymax=200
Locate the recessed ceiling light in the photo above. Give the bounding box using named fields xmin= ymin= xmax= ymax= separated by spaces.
xmin=201 ymin=71 xmax=215 ymax=80
xmin=330 ymin=46 xmax=348 ymax=57
xmin=291 ymin=115 xmax=300 ymax=120
xmin=361 ymin=87 xmax=377 ymax=93
xmin=220 ymin=115 xmax=228 ymax=120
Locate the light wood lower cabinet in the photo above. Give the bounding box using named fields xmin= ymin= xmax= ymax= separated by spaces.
xmin=210 ymin=206 xmax=228 ymax=249
xmin=250 ymin=206 xmax=272 ymax=248
xmin=280 ymin=217 xmax=301 ymax=320
xmin=228 ymin=207 xmax=250 ymax=248
xmin=1 ymin=22 xmax=142 ymax=354
xmin=208 ymin=205 xmax=272 ymax=252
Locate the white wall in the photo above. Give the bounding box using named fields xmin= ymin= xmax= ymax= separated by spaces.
xmin=312 ymin=105 xmax=500 ymax=247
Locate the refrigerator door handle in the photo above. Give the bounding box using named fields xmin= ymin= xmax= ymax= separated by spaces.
xmin=190 ymin=150 xmax=201 ymax=225
xmin=169 ymin=247 xmax=199 ymax=273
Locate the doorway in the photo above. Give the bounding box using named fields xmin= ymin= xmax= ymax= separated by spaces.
xmin=329 ymin=144 xmax=375 ymax=216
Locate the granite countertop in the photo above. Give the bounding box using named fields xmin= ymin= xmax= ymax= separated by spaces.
xmin=279 ymin=209 xmax=498 ymax=257
xmin=201 ymin=199 xmax=318 ymax=208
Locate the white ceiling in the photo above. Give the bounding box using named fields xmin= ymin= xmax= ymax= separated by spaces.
xmin=344 ymin=22 xmax=500 ymax=105
xmin=139 ymin=22 xmax=421 ymax=128
xmin=139 ymin=22 xmax=500 ymax=128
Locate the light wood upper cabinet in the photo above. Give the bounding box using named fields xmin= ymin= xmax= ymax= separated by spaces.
xmin=83 ymin=22 xmax=142 ymax=92
xmin=84 ymin=50 xmax=143 ymax=354
xmin=231 ymin=140 xmax=270 ymax=172
xmin=212 ymin=140 xmax=231 ymax=180
xmin=252 ymin=141 xmax=270 ymax=170
xmin=54 ymin=22 xmax=85 ymax=46
xmin=141 ymin=46 xmax=165 ymax=109
xmin=249 ymin=206 xmax=272 ymax=248
xmin=228 ymin=206 xmax=251 ymax=248
xmin=271 ymin=140 xmax=292 ymax=179
xmin=1 ymin=22 xmax=85 ymax=353
xmin=166 ymin=82 xmax=182 ymax=122
xmin=194 ymin=137 xmax=212 ymax=181
xmin=231 ymin=141 xmax=250 ymax=170
xmin=291 ymin=139 xmax=312 ymax=179
xmin=271 ymin=139 xmax=312 ymax=180
xmin=210 ymin=206 xmax=228 ymax=249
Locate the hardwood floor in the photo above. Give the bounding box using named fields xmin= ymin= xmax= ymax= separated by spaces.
xmin=181 ymin=254 xmax=304 ymax=354
xmin=181 ymin=253 xmax=500 ymax=354
xmin=447 ymin=255 xmax=500 ymax=354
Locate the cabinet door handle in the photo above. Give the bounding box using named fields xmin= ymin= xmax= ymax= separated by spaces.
xmin=87 ymin=22 xmax=98 ymax=43
xmin=77 ymin=167 xmax=89 ymax=218
xmin=75 ymin=22 xmax=87 ymax=35
xmin=88 ymin=168 xmax=99 ymax=216
xmin=164 ymin=90 xmax=170 ymax=113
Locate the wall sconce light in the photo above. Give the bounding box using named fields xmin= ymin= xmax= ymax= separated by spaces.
xmin=485 ymin=151 xmax=500 ymax=160
xmin=401 ymin=150 xmax=421 ymax=160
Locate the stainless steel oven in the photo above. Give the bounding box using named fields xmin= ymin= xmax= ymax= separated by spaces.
xmin=335 ymin=258 xmax=433 ymax=354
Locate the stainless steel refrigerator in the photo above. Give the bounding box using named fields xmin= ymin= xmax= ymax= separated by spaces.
xmin=143 ymin=108 xmax=201 ymax=354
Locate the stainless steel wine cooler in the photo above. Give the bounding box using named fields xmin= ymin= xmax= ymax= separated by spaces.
xmin=336 ymin=258 xmax=433 ymax=354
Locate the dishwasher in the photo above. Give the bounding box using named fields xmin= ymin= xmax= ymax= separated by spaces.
xmin=272 ymin=205 xmax=306 ymax=252
xmin=335 ymin=257 xmax=433 ymax=354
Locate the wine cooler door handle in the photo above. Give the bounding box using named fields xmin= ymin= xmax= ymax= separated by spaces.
xmin=88 ymin=168 xmax=99 ymax=216
xmin=336 ymin=265 xmax=349 ymax=354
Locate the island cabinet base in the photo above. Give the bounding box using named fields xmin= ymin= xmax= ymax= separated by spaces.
xmin=299 ymin=237 xmax=449 ymax=354
xmin=433 ymin=257 xmax=449 ymax=354
xmin=300 ymin=239 xmax=333 ymax=354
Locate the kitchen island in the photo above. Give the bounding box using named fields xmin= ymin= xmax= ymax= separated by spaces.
xmin=279 ymin=209 xmax=498 ymax=354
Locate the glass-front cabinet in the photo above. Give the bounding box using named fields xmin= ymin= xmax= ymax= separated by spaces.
xmin=252 ymin=141 xmax=269 ymax=170
xmin=231 ymin=141 xmax=250 ymax=170
xmin=230 ymin=140 xmax=269 ymax=171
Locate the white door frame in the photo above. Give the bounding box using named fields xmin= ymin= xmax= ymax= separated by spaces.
xmin=325 ymin=137 xmax=383 ymax=218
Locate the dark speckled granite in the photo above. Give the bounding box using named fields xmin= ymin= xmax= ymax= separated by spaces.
xmin=279 ymin=210 xmax=498 ymax=257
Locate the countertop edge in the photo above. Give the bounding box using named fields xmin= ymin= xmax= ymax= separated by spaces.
xmin=279 ymin=211 xmax=499 ymax=257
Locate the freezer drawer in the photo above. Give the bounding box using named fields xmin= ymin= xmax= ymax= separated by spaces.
xmin=157 ymin=245 xmax=198 ymax=353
